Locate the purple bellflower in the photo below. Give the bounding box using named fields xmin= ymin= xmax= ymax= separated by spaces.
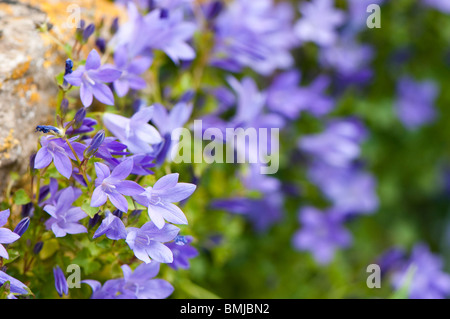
xmin=112 ymin=4 xmax=196 ymax=64
xmin=267 ymin=70 xmax=334 ymax=119
xmin=319 ymin=37 xmax=375 ymax=86
xmin=293 ymin=206 xmax=352 ymax=265
xmin=91 ymin=159 xmax=145 ymax=212
xmin=308 ymin=162 xmax=379 ymax=216
xmin=423 ymin=0 xmax=450 ymax=13
xmin=0 ymin=271 xmax=28 ymax=295
xmin=34 ymin=135 xmax=86 ymax=179
xmin=0 ymin=209 xmax=20 ymax=259
xmin=82 ymin=261 xmax=174 ymax=299
xmin=294 ymin=0 xmax=345 ymax=47
xmin=395 ymin=77 xmax=438 ymax=130
xmin=391 ymin=244 xmax=450 ymax=299
xmin=44 ymin=187 xmax=88 ymax=237
xmin=103 ymin=106 xmax=163 ymax=154
xmin=126 ymin=221 xmax=180 ymax=263
xmin=112 ymin=44 xmax=153 ymax=97
xmin=299 ymin=118 xmax=367 ymax=168
xmin=93 ymin=211 xmax=127 ymax=240
xmin=211 ymin=0 xmax=296 ymax=75
xmin=134 ymin=173 xmax=196 ymax=229
xmin=166 ymin=236 xmax=198 ymax=270
xmin=64 ymin=49 xmax=122 ymax=107
xmin=151 ymin=102 xmax=193 ymax=164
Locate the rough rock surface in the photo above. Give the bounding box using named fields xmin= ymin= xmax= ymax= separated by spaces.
xmin=0 ymin=1 xmax=54 ymax=193
xmin=0 ymin=0 xmax=125 ymax=196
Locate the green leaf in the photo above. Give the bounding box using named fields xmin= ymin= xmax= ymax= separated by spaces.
xmin=13 ymin=189 xmax=30 ymax=206
xmin=2 ymin=250 xmax=20 ymax=264
xmin=82 ymin=201 xmax=99 ymax=219
xmin=0 ymin=281 xmax=11 ymax=299
xmin=39 ymin=239 xmax=60 ymax=260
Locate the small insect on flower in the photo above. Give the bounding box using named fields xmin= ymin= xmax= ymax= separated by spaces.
xmin=35 ymin=125 xmax=64 ymax=137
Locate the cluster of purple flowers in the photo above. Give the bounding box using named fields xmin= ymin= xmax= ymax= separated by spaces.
xmin=294 ymin=118 xmax=378 ymax=265
xmin=4 ymin=0 xmax=448 ymax=300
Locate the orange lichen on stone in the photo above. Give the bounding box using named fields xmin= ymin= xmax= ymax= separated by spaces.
xmin=23 ymin=0 xmax=127 ymax=40
xmin=0 ymin=129 xmax=20 ymax=160
xmin=11 ymin=60 xmax=31 ymax=80
xmin=0 ymin=3 xmax=14 ymax=14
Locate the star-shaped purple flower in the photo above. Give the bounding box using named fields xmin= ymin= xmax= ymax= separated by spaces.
xmin=0 ymin=209 xmax=20 ymax=259
xmin=93 ymin=211 xmax=127 ymax=240
xmin=151 ymin=102 xmax=193 ymax=165
xmin=103 ymin=106 xmax=162 ymax=154
xmin=294 ymin=0 xmax=345 ymax=47
xmin=34 ymin=135 xmax=86 ymax=179
xmin=395 ymin=77 xmax=438 ymax=130
xmin=126 ymin=221 xmax=180 ymax=263
xmin=166 ymin=236 xmax=198 ymax=270
xmin=91 ymin=159 xmax=145 ymax=212
xmin=44 ymin=187 xmax=87 ymax=237
xmin=134 ymin=173 xmax=196 ymax=229
xmin=64 ymin=49 xmax=122 ymax=107
xmin=112 ymin=44 xmax=153 ymax=97
xmin=82 ymin=261 xmax=174 ymax=299
xmin=292 ymin=206 xmax=352 ymax=265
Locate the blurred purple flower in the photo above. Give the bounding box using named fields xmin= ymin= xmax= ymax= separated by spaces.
xmin=34 ymin=135 xmax=86 ymax=179
xmin=134 ymin=173 xmax=196 ymax=229
xmin=82 ymin=261 xmax=174 ymax=299
xmin=124 ymin=154 xmax=156 ymax=175
xmin=166 ymin=235 xmax=198 ymax=270
xmin=391 ymin=244 xmax=450 ymax=299
xmin=267 ymin=71 xmax=334 ymax=119
xmin=319 ymin=37 xmax=375 ymax=85
xmin=126 ymin=221 xmax=180 ymax=263
xmin=346 ymin=0 xmax=384 ymax=32
xmin=292 ymin=206 xmax=352 ymax=265
xmin=212 ymin=192 xmax=284 ymax=232
xmin=151 ymin=102 xmax=193 ymax=164
xmin=44 ymin=187 xmax=87 ymax=237
xmin=299 ymin=118 xmax=367 ymax=168
xmin=308 ymin=163 xmax=379 ymax=216
xmin=112 ymin=4 xmax=196 ymax=63
xmin=54 ymin=265 xmax=69 ymax=297
xmin=211 ymin=0 xmax=296 ymax=75
xmin=93 ymin=211 xmax=127 ymax=240
xmin=91 ymin=159 xmax=145 ymax=212
xmin=395 ymin=77 xmax=438 ymax=130
xmin=103 ymin=106 xmax=162 ymax=154
xmin=64 ymin=49 xmax=122 ymax=107
xmin=423 ymin=0 xmax=450 ymax=13
xmin=0 ymin=209 xmax=20 ymax=259
xmin=294 ymin=0 xmax=345 ymax=47
xmin=112 ymin=44 xmax=153 ymax=97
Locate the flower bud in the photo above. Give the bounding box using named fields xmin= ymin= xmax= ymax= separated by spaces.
xmin=82 ymin=23 xmax=95 ymax=42
xmin=84 ymin=130 xmax=105 ymax=158
xmin=13 ymin=217 xmax=30 ymax=237
xmin=33 ymin=242 xmax=44 ymax=255
xmin=21 ymin=203 xmax=34 ymax=218
xmin=73 ymin=108 xmax=86 ymax=129
xmin=112 ymin=209 xmax=123 ymax=219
